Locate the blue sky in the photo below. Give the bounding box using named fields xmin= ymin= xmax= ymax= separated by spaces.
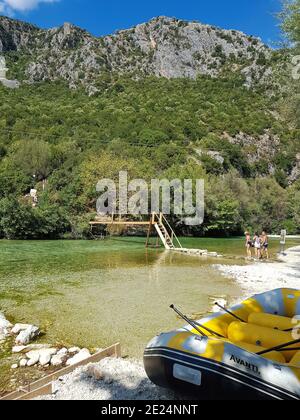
xmin=0 ymin=0 xmax=282 ymax=45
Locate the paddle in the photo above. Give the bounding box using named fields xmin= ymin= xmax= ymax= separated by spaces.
xmin=215 ymin=302 xmax=299 ymax=334
xmin=170 ymin=304 xmax=225 ymax=339
xmin=214 ymin=302 xmax=246 ymax=323
xmin=256 ymin=338 xmax=300 ymax=356
xmin=170 ymin=305 xmax=206 ymax=337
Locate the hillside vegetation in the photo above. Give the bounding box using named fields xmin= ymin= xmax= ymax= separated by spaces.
xmin=0 ymin=4 xmax=299 ymax=239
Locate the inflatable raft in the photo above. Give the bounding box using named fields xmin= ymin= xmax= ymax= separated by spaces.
xmin=144 ymin=289 xmax=300 ymax=400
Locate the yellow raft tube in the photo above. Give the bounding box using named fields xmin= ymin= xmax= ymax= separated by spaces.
xmin=144 ymin=288 xmax=300 ymax=400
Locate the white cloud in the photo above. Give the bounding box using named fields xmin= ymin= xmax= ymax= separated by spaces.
xmin=0 ymin=0 xmax=59 ymax=14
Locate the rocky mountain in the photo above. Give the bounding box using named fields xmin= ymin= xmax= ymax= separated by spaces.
xmin=0 ymin=15 xmax=272 ymax=94
xmin=0 ymin=15 xmax=299 ymax=237
xmin=0 ymin=16 xmax=40 ymax=51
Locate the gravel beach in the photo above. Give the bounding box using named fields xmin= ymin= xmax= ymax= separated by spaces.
xmin=37 ymin=357 xmax=176 ymax=400
xmin=215 ymin=246 xmax=300 ymax=298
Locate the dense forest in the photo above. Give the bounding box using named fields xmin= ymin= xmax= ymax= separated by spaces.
xmin=0 ymin=1 xmax=299 ymax=239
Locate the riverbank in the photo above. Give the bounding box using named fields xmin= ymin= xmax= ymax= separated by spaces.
xmin=215 ymin=246 xmax=300 ymax=298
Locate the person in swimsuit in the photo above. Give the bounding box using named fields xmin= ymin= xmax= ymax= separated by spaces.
xmin=253 ymin=232 xmax=262 ymax=259
xmin=261 ymin=231 xmax=269 ymax=259
xmin=245 ymin=231 xmax=252 ymax=258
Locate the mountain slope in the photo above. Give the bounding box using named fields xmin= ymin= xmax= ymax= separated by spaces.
xmin=0 ymin=16 xmax=271 ymax=93
xmin=0 ymin=16 xmax=40 ymax=51
xmin=0 ymin=15 xmax=299 ymax=238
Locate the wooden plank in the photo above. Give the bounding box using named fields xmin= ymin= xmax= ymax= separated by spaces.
xmin=90 ymin=221 xmax=150 ymax=226
xmin=15 ymin=384 xmax=53 ymax=401
xmin=1 ymin=343 xmax=121 ymax=401
xmin=27 ymin=343 xmax=121 ymax=392
xmin=0 ymin=386 xmax=30 ymax=401
xmin=145 ymin=221 xmax=153 ymax=248
xmin=114 ymin=342 xmax=121 ymax=358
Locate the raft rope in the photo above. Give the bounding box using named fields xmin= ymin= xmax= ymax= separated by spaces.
xmin=170 ymin=305 xmax=225 ymax=339
xmin=283 ymin=327 xmax=299 ymax=332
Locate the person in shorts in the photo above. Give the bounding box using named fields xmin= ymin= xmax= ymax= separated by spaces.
xmin=245 ymin=232 xmax=252 ymax=258
xmin=261 ymin=231 xmax=269 ymax=259
xmin=253 ymin=232 xmax=262 ymax=259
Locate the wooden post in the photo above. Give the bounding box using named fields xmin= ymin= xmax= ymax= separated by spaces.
xmin=145 ymin=216 xmax=153 ymax=248
xmin=114 ymin=343 xmax=121 ymax=357
xmin=159 ymin=212 xmax=163 ymax=224
xmin=152 ymin=212 xmax=156 ymax=224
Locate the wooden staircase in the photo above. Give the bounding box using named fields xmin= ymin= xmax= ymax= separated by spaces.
xmin=90 ymin=212 xmax=184 ymax=251
xmin=152 ymin=213 xmax=182 ymax=250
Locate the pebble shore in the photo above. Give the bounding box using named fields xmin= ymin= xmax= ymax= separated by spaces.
xmin=36 ymin=357 xmax=176 ymax=400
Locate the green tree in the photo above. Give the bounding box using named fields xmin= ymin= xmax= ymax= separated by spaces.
xmin=287 ymin=180 xmax=300 ymax=232
xmin=278 ymin=1 xmax=300 ymax=128
xmin=0 ymin=198 xmax=39 ymax=239
xmin=280 ymin=0 xmax=300 ymax=47
xmin=13 ymin=139 xmax=52 ymax=180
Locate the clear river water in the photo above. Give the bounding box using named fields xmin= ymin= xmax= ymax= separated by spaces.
xmin=0 ymin=236 xmax=299 ymax=393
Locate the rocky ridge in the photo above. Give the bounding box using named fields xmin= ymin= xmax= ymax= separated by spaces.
xmin=0 ymin=16 xmax=272 ymax=93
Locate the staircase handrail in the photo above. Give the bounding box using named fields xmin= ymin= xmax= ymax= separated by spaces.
xmin=152 ymin=212 xmax=182 ymax=249
xmin=161 ymin=213 xmax=183 ymax=249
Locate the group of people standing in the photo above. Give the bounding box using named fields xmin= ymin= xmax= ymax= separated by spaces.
xmin=245 ymin=231 xmax=269 ymax=259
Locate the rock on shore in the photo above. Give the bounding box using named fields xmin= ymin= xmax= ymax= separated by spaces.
xmin=12 ymin=345 xmax=92 ymax=369
xmin=0 ymin=312 xmax=12 ymax=340
xmin=0 ymin=314 xmax=93 ymax=371
xmin=15 ymin=325 xmax=40 ymax=345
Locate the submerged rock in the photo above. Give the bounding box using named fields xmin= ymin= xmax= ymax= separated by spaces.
xmin=0 ymin=313 xmax=12 ymax=337
xmin=0 ymin=318 xmax=12 ymax=331
xmin=12 ymin=345 xmax=27 ymax=353
xmin=11 ymin=324 xmax=33 ymax=335
xmin=15 ymin=325 xmax=40 ymax=345
xmin=13 ymin=343 xmax=51 ymax=353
